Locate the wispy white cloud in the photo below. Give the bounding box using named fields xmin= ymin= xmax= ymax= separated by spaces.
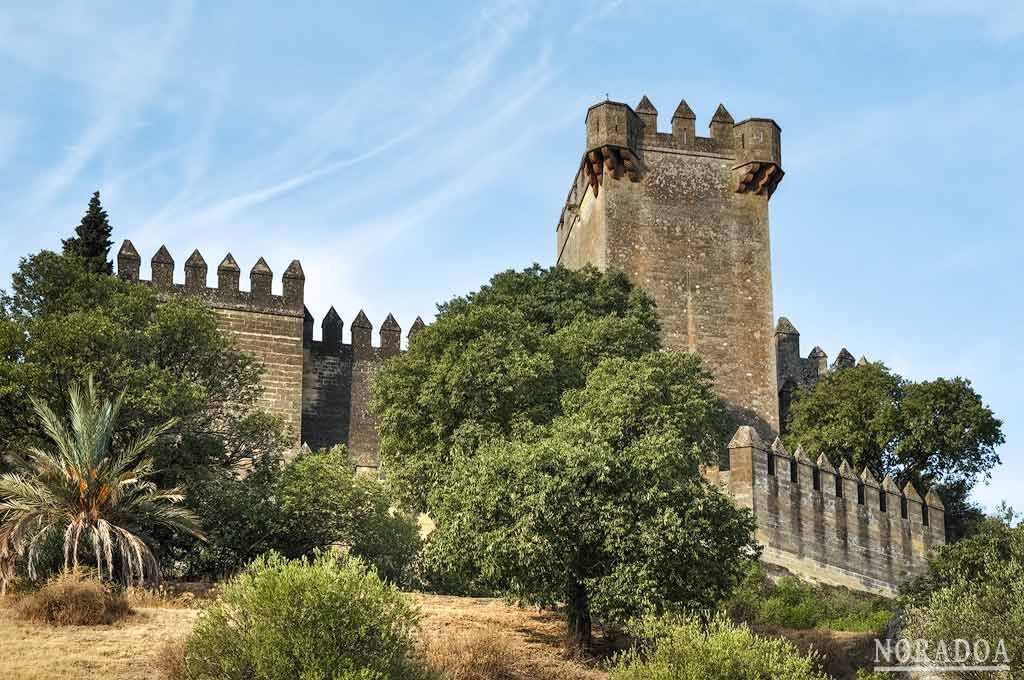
xmin=27 ymin=1 xmax=195 ymax=208
xmin=570 ymin=0 xmax=625 ymax=34
xmin=146 ymin=0 xmax=537 ymax=235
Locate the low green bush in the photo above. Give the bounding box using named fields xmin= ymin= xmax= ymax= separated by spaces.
xmin=728 ymin=564 xmax=893 ymax=633
xmin=901 ymin=514 xmax=1023 ymax=678
xmin=610 ymin=614 xmax=829 ymax=680
xmin=15 ymin=570 xmax=132 ymax=626
xmin=182 ymin=551 xmax=429 ymax=680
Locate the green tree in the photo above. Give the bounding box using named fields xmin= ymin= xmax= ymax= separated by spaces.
xmin=277 ymin=446 xmax=421 ymax=586
xmin=176 ymin=446 xmax=421 ymax=583
xmin=62 ymin=191 xmax=114 ymax=275
xmin=901 ymin=504 xmax=1021 ymax=604
xmin=786 ymin=362 xmax=1003 ymax=540
xmin=901 ymin=508 xmax=1023 ymax=678
xmin=373 ymin=264 xmax=660 ymax=511
xmin=0 ymin=251 xmax=278 ymax=476
xmin=428 ymin=352 xmax=757 ymax=649
xmin=0 ymin=376 xmax=203 ymax=593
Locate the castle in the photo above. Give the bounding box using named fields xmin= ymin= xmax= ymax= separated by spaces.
xmin=114 ymin=95 xmax=945 ymax=596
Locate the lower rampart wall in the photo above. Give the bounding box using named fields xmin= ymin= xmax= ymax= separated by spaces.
xmin=723 ymin=426 xmax=945 ymax=597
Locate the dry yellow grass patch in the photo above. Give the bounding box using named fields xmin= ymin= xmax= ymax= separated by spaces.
xmin=416 ymin=595 xmax=610 ymax=680
xmin=0 ymin=605 xmax=198 ymax=680
xmin=1 ymin=592 xmax=611 ymax=680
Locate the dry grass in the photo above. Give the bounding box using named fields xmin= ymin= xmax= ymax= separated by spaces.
xmin=0 ymin=605 xmax=199 ymax=680
xmin=1 ymin=592 xmax=610 ymax=680
xmin=416 ymin=595 xmax=610 ymax=680
xmin=152 ymin=638 xmax=188 ymax=680
xmin=15 ymin=574 xmax=133 ymax=626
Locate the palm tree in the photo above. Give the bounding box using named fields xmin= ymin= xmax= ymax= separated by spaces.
xmin=0 ymin=376 xmax=204 ymax=594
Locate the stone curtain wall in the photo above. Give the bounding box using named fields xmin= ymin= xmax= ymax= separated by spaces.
xmin=117 ymin=241 xmax=306 ymax=446
xmin=556 ymin=97 xmax=783 ymax=436
xmin=301 ymin=308 xmax=421 ymax=473
xmin=302 ymin=344 xmax=353 ymax=452
xmin=719 ymin=426 xmax=946 ymax=596
xmin=215 ymin=307 xmax=304 ymax=441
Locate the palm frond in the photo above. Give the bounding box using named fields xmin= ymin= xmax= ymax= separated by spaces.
xmin=1 ymin=375 xmax=199 ymax=590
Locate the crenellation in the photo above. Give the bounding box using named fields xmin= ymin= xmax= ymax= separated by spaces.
xmin=218 ymin=253 xmax=241 ymax=292
xmin=380 ymin=313 xmax=401 ymax=356
xmin=722 ymin=423 xmax=943 ymax=595
xmin=118 ymin=240 xmax=141 ymax=281
xmin=250 ymin=257 xmax=273 ymax=300
xmin=322 ymin=307 xmax=343 ymax=351
xmin=671 ymin=99 xmax=696 ymax=145
xmin=151 ymin=246 xmax=174 ymax=289
xmin=635 ymin=95 xmax=658 ymax=142
xmin=833 ymin=348 xmax=856 ymax=371
xmin=282 ymin=260 xmax=305 ymax=308
xmin=351 ymin=310 xmax=373 ymax=359
xmin=184 ymin=249 xmax=207 ymax=290
xmin=408 ymin=316 xmax=426 ymax=341
xmin=708 ymin=103 xmax=734 ymax=142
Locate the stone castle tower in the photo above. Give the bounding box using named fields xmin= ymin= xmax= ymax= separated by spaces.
xmin=556 ymin=97 xmax=782 ymax=435
xmin=555 ymin=97 xmax=945 ymax=595
xmin=114 ymin=95 xmax=945 ymax=596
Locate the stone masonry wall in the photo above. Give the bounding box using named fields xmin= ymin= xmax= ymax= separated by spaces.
xmin=116 ymin=241 xmax=306 ymax=446
xmin=302 ymin=344 xmax=353 ymax=452
xmin=215 ymin=307 xmax=304 ymax=440
xmin=301 ymin=308 xmax=418 ymax=473
xmin=557 ymin=98 xmax=783 ymax=436
xmin=723 ymin=426 xmax=946 ymax=596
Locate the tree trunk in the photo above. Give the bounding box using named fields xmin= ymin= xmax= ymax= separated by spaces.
xmin=566 ymin=580 xmax=593 ymax=650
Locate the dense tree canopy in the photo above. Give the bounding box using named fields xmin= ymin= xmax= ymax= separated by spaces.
xmin=785 ymin=361 xmax=1003 ymax=539
xmin=373 ymin=264 xmax=660 ymax=510
xmin=901 ymin=507 xmax=1023 ymax=676
xmin=0 ymin=251 xmax=281 ymax=475
xmin=427 ymin=352 xmax=757 ymax=648
xmin=62 ymin=191 xmax=114 ymax=275
xmin=176 ymin=446 xmax=421 ymax=583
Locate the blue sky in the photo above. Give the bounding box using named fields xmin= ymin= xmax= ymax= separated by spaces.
xmin=1 ymin=1 xmax=1021 ymax=511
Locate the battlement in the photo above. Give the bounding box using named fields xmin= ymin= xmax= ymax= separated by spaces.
xmin=116 ymin=240 xmax=304 ymax=317
xmin=775 ymin=316 xmax=866 ymax=431
xmin=301 ymin=308 xmax=426 ymax=470
xmin=117 ymin=239 xmax=306 ymax=444
xmin=559 ymin=96 xmax=783 ymax=234
xmin=715 ymin=425 xmax=945 ymax=595
xmin=303 ymin=306 xmax=425 ymax=358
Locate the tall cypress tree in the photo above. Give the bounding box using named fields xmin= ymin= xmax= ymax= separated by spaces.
xmin=63 ymin=191 xmax=114 ymax=275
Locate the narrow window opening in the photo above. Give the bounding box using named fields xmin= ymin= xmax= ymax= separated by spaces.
xmin=901 ymin=497 xmax=909 ymax=519
xmin=767 ymin=453 xmax=775 ymax=476
xmin=880 ymin=493 xmax=887 ymax=513
xmin=789 ymin=459 xmax=798 ymax=483
xmin=857 ymin=483 xmax=865 ymax=505
xmin=812 ymin=468 xmax=821 ymax=491
xmin=923 ymin=505 xmax=930 ymax=527
xmin=835 ymin=476 xmax=843 ymax=498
